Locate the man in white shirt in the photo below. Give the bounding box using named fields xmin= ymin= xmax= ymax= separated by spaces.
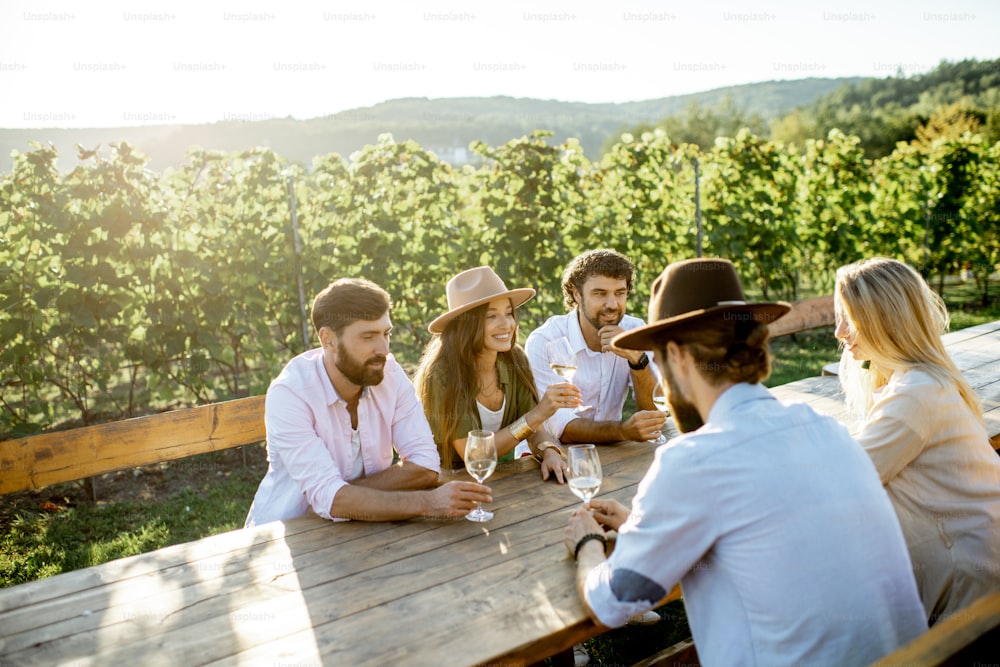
xmin=245 ymin=278 xmax=491 ymax=526
xmin=525 ymin=249 xmax=665 ymax=444
xmin=563 ymin=258 xmax=927 ymax=666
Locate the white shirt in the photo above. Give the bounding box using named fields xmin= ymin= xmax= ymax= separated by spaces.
xmin=584 ymin=383 xmax=927 ymax=666
xmin=245 ymin=349 xmax=441 ymax=526
xmin=476 ymin=398 xmax=505 ymax=436
xmin=525 ymin=310 xmax=654 ymax=439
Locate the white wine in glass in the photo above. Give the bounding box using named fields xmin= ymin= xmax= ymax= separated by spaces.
xmin=464 ymin=430 xmax=497 ymax=522
xmin=545 ymin=336 xmax=590 ymax=411
xmin=650 ymin=382 xmax=668 ymax=445
xmin=550 ymin=363 xmax=577 ymax=382
xmin=546 ymin=337 xmax=577 ymax=381
xmin=567 ymin=444 xmax=602 ymax=506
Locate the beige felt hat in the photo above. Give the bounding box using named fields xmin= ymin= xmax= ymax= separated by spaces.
xmin=613 ymin=258 xmax=791 ymax=350
xmin=428 ymin=266 xmax=535 ymax=334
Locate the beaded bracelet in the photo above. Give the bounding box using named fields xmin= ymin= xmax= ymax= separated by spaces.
xmin=574 ymin=533 xmax=608 ymax=561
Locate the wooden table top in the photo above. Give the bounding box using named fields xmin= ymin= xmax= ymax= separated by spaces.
xmin=0 ymin=438 xmax=678 ymax=667
xmin=2 ymin=319 xmax=997 ymax=666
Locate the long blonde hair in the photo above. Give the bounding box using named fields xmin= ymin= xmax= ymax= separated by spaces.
xmin=835 ymin=257 xmax=982 ymax=424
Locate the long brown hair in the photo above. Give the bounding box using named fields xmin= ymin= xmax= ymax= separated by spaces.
xmin=414 ymin=300 xmax=538 ymax=458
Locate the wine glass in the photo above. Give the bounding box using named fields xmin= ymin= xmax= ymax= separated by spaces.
xmin=545 ymin=337 xmax=577 ymax=382
xmin=650 ymin=382 xmax=669 ymax=445
xmin=464 ymin=430 xmax=497 ymax=522
xmin=545 ymin=337 xmax=591 ymax=411
xmin=567 ymin=444 xmax=602 ymax=506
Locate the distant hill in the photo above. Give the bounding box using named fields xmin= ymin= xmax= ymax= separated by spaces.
xmin=801 ymin=57 xmax=1000 ymax=156
xmin=0 ymin=77 xmax=865 ymax=172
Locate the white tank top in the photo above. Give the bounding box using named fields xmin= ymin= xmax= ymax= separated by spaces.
xmin=476 ymin=397 xmax=505 ymax=436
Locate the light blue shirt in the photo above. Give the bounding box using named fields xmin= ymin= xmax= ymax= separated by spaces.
xmin=585 ymin=383 xmax=927 ymax=666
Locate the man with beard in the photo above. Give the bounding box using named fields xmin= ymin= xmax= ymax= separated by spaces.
xmin=525 ymin=249 xmax=665 ymax=444
xmin=562 ymin=258 xmax=927 ymax=666
xmin=245 ymin=278 xmax=491 ymax=526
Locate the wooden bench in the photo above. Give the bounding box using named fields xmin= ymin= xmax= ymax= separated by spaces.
xmin=632 ymin=589 xmax=1000 ymax=667
xmin=767 ymin=294 xmax=835 ymax=338
xmin=871 ymin=589 xmax=1000 ymax=666
xmin=0 ymin=396 xmax=265 ymax=495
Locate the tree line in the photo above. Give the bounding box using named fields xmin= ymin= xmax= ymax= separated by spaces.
xmin=1 ymin=115 xmax=998 ymax=438
xmin=622 ymin=58 xmax=1000 ymax=159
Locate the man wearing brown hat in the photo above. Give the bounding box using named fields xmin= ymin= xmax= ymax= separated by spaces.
xmin=525 ymin=249 xmax=666 ymax=445
xmin=562 ymin=258 xmax=927 ymax=665
xmin=245 ymin=277 xmax=492 ymax=526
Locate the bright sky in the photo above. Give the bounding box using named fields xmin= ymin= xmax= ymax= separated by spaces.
xmin=1 ymin=0 xmax=998 ymax=128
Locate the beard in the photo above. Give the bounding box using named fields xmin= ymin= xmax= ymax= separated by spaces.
xmin=582 ymin=305 xmax=623 ymax=332
xmin=664 ymin=367 xmax=704 ymax=433
xmin=335 ymin=341 xmax=387 ymax=386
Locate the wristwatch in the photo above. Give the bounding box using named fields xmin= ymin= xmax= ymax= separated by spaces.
xmin=628 ymin=353 xmax=650 ymax=371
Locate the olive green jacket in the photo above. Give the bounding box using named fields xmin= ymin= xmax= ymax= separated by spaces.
xmin=423 ymin=352 xmax=538 ymax=470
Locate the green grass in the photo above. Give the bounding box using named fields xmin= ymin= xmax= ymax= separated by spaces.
xmin=767 ymin=327 xmax=840 ymax=387
xmin=0 ymin=449 xmax=265 ymax=588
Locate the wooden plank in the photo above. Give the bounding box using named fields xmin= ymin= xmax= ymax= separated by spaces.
xmin=769 ymin=376 xmax=851 ymax=423
xmin=870 ymin=589 xmax=1000 ymax=666
xmin=0 ymin=514 xmax=423 ymax=642
xmin=821 ymin=319 xmax=1000 ymax=377
xmin=940 ymin=319 xmax=1000 ymax=346
xmin=0 ymin=396 xmax=265 ymax=494
xmin=631 ymin=638 xmax=698 ymax=667
xmin=768 ymin=295 xmax=834 ymax=338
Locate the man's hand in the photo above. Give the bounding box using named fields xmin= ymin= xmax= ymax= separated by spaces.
xmin=563 ymin=505 xmax=605 ymax=557
xmin=622 ymin=410 xmax=667 ymax=442
xmin=588 ymin=498 xmax=630 ymax=531
xmin=598 ymin=325 xmax=644 ymax=364
xmin=424 ymin=481 xmax=492 ymax=520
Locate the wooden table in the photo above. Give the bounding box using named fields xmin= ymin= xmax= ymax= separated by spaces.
xmin=0 ymin=439 xmax=679 ymax=667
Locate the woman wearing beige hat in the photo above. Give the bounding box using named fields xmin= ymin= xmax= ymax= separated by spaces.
xmin=415 ymin=266 xmax=582 ymax=480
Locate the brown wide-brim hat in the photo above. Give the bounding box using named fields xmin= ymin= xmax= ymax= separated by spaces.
xmin=613 ymin=258 xmax=791 ymax=351
xmin=428 ymin=266 xmax=535 ymax=334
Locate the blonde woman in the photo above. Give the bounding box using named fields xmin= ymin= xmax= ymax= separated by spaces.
xmin=835 ymin=257 xmax=1000 ymax=624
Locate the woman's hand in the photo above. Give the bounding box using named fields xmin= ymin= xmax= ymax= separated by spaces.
xmin=539 ymin=447 xmax=568 ymax=484
xmin=537 ymin=382 xmax=582 ymax=419
xmin=588 ymin=498 xmax=630 ymax=531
